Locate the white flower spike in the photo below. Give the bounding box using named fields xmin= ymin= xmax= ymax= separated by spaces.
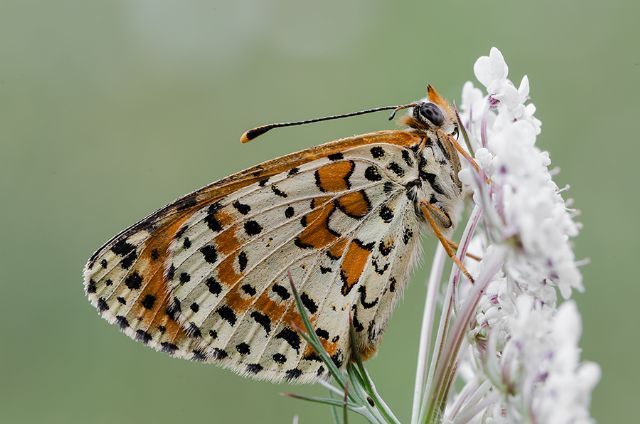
xmin=437 ymin=47 xmax=599 ymax=424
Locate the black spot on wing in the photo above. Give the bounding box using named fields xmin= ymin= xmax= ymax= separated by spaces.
xmin=175 ymin=225 xmax=188 ymax=239
xmin=352 ymin=313 xmax=364 ymax=332
xmin=421 ymin=172 xmax=446 ymax=195
xmin=364 ymin=165 xmax=382 ymax=182
xmin=116 ymin=316 xmax=129 ymax=329
xmin=204 ymin=204 xmax=223 ymax=232
xmin=111 ymin=239 xmax=135 ymax=257
xmin=135 ymin=330 xmax=152 ymax=344
xmin=250 ymin=311 xmax=272 ymax=334
xmin=372 ymin=258 xmax=389 ymax=275
xmin=232 ymin=200 xmax=251 ymax=215
xmin=300 ymin=292 xmax=318 ymax=314
xmin=272 ymin=353 xmax=287 ymax=364
xmin=379 ymin=240 xmax=393 ymax=256
xmin=205 ymin=277 xmax=222 ymax=295
xmin=315 ymin=328 xmax=329 ymax=340
xmin=387 ymin=162 xmax=405 ymax=177
xmin=354 ymin=238 xmax=375 ymax=251
xmin=244 ymin=220 xmax=262 ymax=236
xmin=271 ymin=185 xmax=288 ymax=198
xmin=236 ymin=342 xmax=250 ymax=355
xmin=125 ymin=272 xmax=143 ymax=290
xmin=285 ymin=206 xmax=295 ymax=218
xmin=241 ymin=284 xmax=256 ymax=296
xmin=402 ymin=149 xmax=415 ymax=167
xmin=238 ymin=252 xmax=248 ymax=272
xmin=217 ymin=305 xmax=237 ymax=326
xmin=97 ymin=298 xmax=109 ymax=312
xmin=166 ymin=299 xmax=181 ymax=320
xmin=379 ymin=205 xmax=394 ymax=223
xmin=211 ymin=348 xmax=228 ymax=359
xmin=86 ymin=279 xmax=97 ymax=294
xmin=403 ymin=228 xmax=413 ymax=245
xmin=331 ymin=351 xmax=344 ymax=368
xmin=327 ymin=152 xmax=343 ymax=161
xmin=276 ymin=327 xmax=301 ymax=352
xmin=120 ymin=251 xmax=137 ymax=269
xmin=200 ymin=245 xmax=218 ymax=264
xmin=370 ymin=146 xmax=385 ymax=158
xmin=358 ymin=286 xmax=379 ymax=309
xmin=192 ymin=349 xmax=207 ymax=361
xmin=187 ymin=322 xmax=202 ymax=338
xmin=272 ymin=283 xmax=291 ymax=300
xmin=246 ymin=363 xmax=263 ymax=374
xmin=161 ymin=342 xmax=178 ymax=354
xmin=285 ymin=368 xmax=303 ymax=380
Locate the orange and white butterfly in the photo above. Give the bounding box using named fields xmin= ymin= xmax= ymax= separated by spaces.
xmin=83 ymin=85 xmax=473 ymax=383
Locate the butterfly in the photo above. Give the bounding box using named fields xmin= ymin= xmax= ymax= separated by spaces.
xmin=83 ymin=85 xmax=477 ymax=383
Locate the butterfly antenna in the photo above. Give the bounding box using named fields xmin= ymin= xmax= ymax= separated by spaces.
xmin=240 ymin=103 xmax=419 ymax=143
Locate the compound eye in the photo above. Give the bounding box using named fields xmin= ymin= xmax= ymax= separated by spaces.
xmin=417 ymin=103 xmax=444 ymax=127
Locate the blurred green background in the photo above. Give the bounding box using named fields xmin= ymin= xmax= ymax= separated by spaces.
xmin=1 ymin=0 xmax=638 ymax=422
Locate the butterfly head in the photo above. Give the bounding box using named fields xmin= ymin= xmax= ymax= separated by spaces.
xmin=406 ymin=85 xmax=458 ymax=136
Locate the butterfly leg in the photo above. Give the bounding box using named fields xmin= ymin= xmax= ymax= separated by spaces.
xmin=439 ymin=130 xmax=491 ymax=185
xmin=419 ymin=201 xmax=475 ymax=283
xmin=445 ymin=239 xmax=481 ymax=262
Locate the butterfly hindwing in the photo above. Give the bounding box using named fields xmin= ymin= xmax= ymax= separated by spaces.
xmin=84 ymin=130 xmax=425 ymax=382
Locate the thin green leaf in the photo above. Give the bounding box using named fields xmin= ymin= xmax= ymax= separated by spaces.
xmin=453 ymin=102 xmax=474 ymax=156
xmin=329 ymin=391 xmax=344 ymax=424
xmin=283 ymin=393 xmax=377 ymax=422
xmin=343 ymin=381 xmax=349 ymax=424
xmin=287 ymin=271 xmax=346 ymax=388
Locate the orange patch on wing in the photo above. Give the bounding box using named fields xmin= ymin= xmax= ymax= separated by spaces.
xmin=312 ymin=196 xmax=333 ymax=208
xmin=129 ymin=211 xmax=198 ymax=341
xmin=217 ymin=255 xmax=243 ymax=286
xmin=252 ymin=290 xmax=338 ymax=357
xmin=303 ymin=338 xmax=338 ymax=359
xmin=340 ymin=241 xmax=373 ymax=295
xmin=336 ymin=190 xmax=371 ymax=219
xmin=222 ymin=285 xmax=253 ymax=313
xmin=296 ymin=202 xmax=339 ymax=250
xmin=215 ymin=210 xmax=235 ymax=227
xmin=253 ymin=293 xmax=305 ymax=332
xmin=328 ymin=238 xmax=349 ymax=260
xmin=315 ymin=161 xmax=355 ymax=192
xmin=215 ymin=224 xmax=241 ymax=256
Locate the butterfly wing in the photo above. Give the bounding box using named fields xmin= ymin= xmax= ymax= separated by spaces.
xmin=84 ymin=130 xmax=425 ymax=383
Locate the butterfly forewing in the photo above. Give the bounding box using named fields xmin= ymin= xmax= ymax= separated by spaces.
xmin=84 ymin=130 xmax=426 ymax=382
